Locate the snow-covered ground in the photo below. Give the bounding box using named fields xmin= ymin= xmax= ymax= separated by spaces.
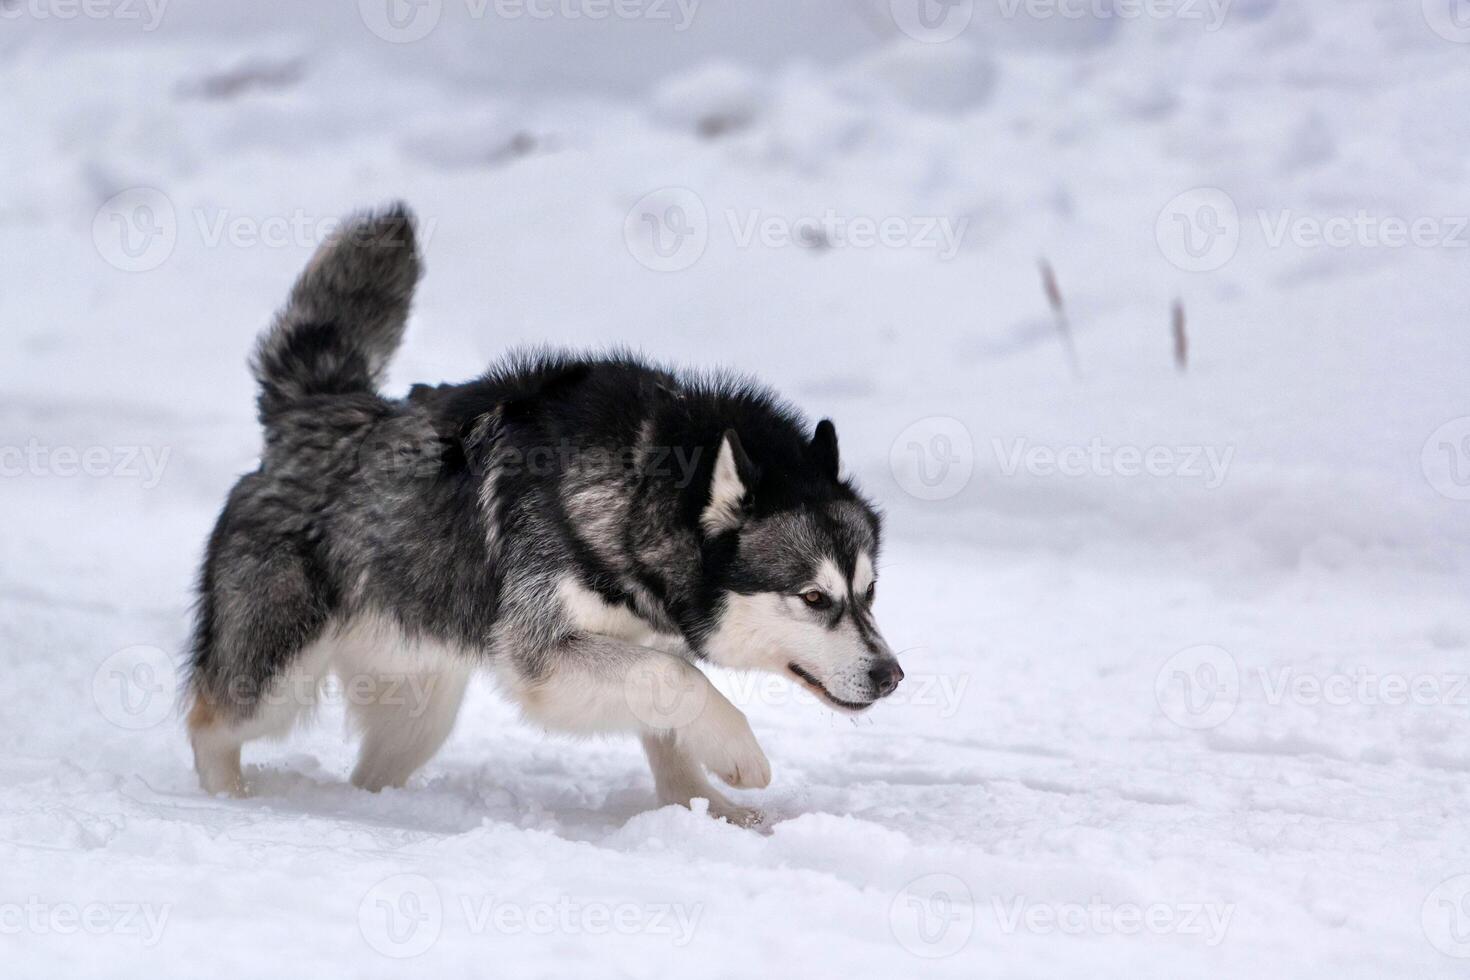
xmin=4 ymin=1 xmax=1470 ymax=975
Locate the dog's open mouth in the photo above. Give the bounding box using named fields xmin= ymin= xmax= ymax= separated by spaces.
xmin=788 ymin=663 xmax=875 ymax=712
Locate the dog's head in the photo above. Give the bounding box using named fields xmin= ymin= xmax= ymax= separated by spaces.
xmin=697 ymin=420 xmax=903 ymax=712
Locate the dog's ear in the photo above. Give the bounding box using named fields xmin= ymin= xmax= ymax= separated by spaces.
xmin=810 ymin=418 xmax=839 ymax=480
xmin=701 ymin=429 xmax=755 ymax=535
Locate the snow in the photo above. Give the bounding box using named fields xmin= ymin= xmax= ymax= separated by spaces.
xmin=3 ymin=1 xmax=1470 ymax=976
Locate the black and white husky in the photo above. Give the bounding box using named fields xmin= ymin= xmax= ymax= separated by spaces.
xmin=186 ymin=205 xmax=902 ymax=826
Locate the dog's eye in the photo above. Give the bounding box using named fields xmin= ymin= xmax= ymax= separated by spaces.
xmin=864 ymin=582 xmax=876 ymax=604
xmin=800 ymin=590 xmax=831 ymax=610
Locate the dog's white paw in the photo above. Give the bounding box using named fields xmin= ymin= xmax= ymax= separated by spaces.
xmin=200 ymin=772 xmax=248 ymax=798
xmin=707 ymin=799 xmax=765 ymax=828
xmin=660 ymin=792 xmax=765 ymax=829
xmin=681 ymin=703 xmax=771 ymax=790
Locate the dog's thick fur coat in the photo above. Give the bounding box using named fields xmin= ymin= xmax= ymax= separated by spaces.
xmin=186 ymin=205 xmax=900 ymax=825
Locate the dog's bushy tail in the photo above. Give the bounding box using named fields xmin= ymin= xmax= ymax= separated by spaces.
xmin=252 ymin=203 xmax=422 ymax=418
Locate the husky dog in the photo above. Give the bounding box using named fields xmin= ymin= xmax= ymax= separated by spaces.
xmin=185 ymin=205 xmax=902 ymax=826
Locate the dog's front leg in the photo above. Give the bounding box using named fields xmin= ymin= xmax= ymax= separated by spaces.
xmin=641 ymin=731 xmax=765 ymax=827
xmin=498 ymin=636 xmax=771 ymax=810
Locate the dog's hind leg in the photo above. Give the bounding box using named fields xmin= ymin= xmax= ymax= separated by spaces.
xmin=348 ymin=665 xmax=470 ymax=791
xmin=186 ymin=513 xmax=335 ymax=796
xmin=348 ymin=669 xmax=469 ymax=791
xmin=187 ymin=635 xmax=336 ymax=796
xmin=187 ymin=636 xmax=336 ymax=796
xmin=336 ymin=620 xmax=474 ymax=792
xmin=186 ymin=696 xmax=246 ymax=797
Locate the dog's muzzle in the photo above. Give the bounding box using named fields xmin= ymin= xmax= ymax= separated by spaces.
xmin=868 ymin=659 xmax=905 ymax=698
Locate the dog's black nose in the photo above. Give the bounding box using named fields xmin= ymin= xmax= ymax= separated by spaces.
xmin=869 ymin=662 xmax=904 ymax=698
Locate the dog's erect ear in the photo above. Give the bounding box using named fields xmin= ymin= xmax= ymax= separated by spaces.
xmin=701 ymin=429 xmax=755 ymax=535
xmin=810 ymin=418 xmax=839 ymax=480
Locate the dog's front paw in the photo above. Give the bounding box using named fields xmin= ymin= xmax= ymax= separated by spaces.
xmin=704 ymin=798 xmax=765 ymax=828
xmin=682 ymin=704 xmax=771 ymax=790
